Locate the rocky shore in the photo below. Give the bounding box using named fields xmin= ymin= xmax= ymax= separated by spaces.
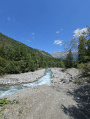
xmin=50 ymin=68 xmax=81 ymax=83
xmin=0 ymin=68 xmax=88 ymax=119
xmin=0 ymin=68 xmax=81 ymax=85
xmin=0 ymin=69 xmax=45 ymax=85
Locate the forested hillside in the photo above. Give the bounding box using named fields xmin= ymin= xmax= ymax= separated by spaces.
xmin=0 ymin=33 xmax=65 ymax=75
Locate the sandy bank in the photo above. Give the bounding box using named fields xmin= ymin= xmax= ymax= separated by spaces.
xmin=0 ymin=69 xmax=45 ymax=85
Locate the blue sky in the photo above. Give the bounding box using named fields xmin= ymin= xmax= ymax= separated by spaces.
xmin=0 ymin=0 xmax=90 ymax=53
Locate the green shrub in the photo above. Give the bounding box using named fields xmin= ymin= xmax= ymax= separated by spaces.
xmin=0 ymin=98 xmax=19 ymax=106
xmin=0 ymin=66 xmax=4 ymax=75
xmin=0 ymin=57 xmax=7 ymax=67
xmin=5 ymin=61 xmax=21 ymax=74
xmin=60 ymin=61 xmax=65 ymax=68
xmin=83 ymin=62 xmax=90 ymax=75
xmin=77 ymin=63 xmax=85 ymax=69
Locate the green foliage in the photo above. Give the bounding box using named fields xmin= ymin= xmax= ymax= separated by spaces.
xmin=5 ymin=61 xmax=21 ymax=74
xmin=73 ymin=60 xmax=78 ymax=68
xmin=76 ymin=36 xmax=90 ymax=71
xmin=86 ymin=39 xmax=90 ymax=55
xmin=77 ymin=63 xmax=85 ymax=69
xmin=83 ymin=62 xmax=90 ymax=75
xmin=78 ymin=36 xmax=86 ymax=63
xmin=65 ymin=49 xmax=73 ymax=68
xmin=85 ymin=39 xmax=90 ymax=62
xmin=0 ymin=57 xmax=7 ymax=67
xmin=0 ymin=33 xmax=65 ymax=75
xmin=0 ymin=99 xmax=11 ymax=106
xmin=0 ymin=98 xmax=19 ymax=106
xmin=0 ymin=66 xmax=4 ymax=75
xmin=0 ymin=57 xmax=7 ymax=75
xmin=59 ymin=61 xmax=65 ymax=68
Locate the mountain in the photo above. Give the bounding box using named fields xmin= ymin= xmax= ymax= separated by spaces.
xmin=0 ymin=33 xmax=51 ymax=57
xmin=37 ymin=49 xmax=52 ymax=57
xmin=51 ymin=51 xmax=78 ymax=60
xmin=0 ymin=33 xmax=64 ymax=75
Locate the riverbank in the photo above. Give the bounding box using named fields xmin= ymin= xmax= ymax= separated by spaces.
xmin=0 ymin=68 xmax=89 ymax=119
xmin=50 ymin=68 xmax=81 ymax=83
xmin=0 ymin=69 xmax=45 ymax=85
xmin=0 ymin=68 xmax=87 ymax=119
xmin=1 ymin=82 xmax=85 ymax=119
xmin=0 ymin=68 xmax=81 ymax=85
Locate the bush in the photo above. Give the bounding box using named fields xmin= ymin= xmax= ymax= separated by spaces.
xmin=0 ymin=98 xmax=19 ymax=106
xmin=77 ymin=63 xmax=85 ymax=69
xmin=73 ymin=61 xmax=78 ymax=68
xmin=18 ymin=60 xmax=26 ymax=73
xmin=0 ymin=66 xmax=4 ymax=75
xmin=60 ymin=61 xmax=65 ymax=68
xmin=0 ymin=57 xmax=6 ymax=67
xmin=83 ymin=62 xmax=90 ymax=75
xmin=5 ymin=61 xmax=21 ymax=74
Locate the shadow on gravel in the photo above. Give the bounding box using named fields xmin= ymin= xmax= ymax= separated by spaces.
xmin=61 ymin=104 xmax=85 ymax=119
xmin=62 ymin=84 xmax=90 ymax=119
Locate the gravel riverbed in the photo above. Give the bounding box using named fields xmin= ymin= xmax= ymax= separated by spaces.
xmin=0 ymin=68 xmax=86 ymax=119
xmin=0 ymin=69 xmax=45 ymax=85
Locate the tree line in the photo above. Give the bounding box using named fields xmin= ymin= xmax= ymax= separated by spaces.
xmin=0 ymin=33 xmax=90 ymax=76
xmin=65 ymin=36 xmax=90 ymax=75
xmin=0 ymin=33 xmax=65 ymax=75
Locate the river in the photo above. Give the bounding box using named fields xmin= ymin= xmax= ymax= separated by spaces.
xmin=0 ymin=69 xmax=52 ymax=98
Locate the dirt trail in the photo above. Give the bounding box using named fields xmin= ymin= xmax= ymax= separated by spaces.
xmin=1 ymin=82 xmax=84 ymax=119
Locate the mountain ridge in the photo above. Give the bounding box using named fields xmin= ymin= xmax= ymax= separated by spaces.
xmin=51 ymin=51 xmax=78 ymax=60
xmin=0 ymin=33 xmax=51 ymax=57
xmin=0 ymin=33 xmax=64 ymax=75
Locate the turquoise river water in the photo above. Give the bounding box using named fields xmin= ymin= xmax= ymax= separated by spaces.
xmin=0 ymin=69 xmax=52 ymax=98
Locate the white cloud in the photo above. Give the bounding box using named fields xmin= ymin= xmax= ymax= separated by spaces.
xmin=54 ymin=40 xmax=62 ymax=45
xmin=56 ymin=29 xmax=63 ymax=34
xmin=73 ymin=27 xmax=89 ymax=38
xmin=7 ymin=16 xmax=11 ymax=22
xmin=31 ymin=32 xmax=35 ymax=39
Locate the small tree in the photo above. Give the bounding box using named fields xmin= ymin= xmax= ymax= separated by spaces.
xmin=78 ymin=36 xmax=86 ymax=63
xmin=83 ymin=62 xmax=90 ymax=76
xmin=87 ymin=39 xmax=90 ymax=55
xmin=65 ymin=49 xmax=73 ymax=68
xmin=85 ymin=39 xmax=90 ymax=62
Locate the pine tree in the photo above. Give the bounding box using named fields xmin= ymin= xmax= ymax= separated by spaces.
xmin=78 ymin=36 xmax=86 ymax=63
xmin=65 ymin=49 xmax=73 ymax=68
xmin=85 ymin=39 xmax=90 ymax=62
xmin=87 ymin=39 xmax=90 ymax=56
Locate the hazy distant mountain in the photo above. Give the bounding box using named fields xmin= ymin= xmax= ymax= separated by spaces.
xmin=51 ymin=51 xmax=78 ymax=60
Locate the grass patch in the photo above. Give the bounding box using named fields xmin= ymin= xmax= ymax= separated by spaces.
xmin=0 ymin=112 xmax=3 ymax=117
xmin=0 ymin=98 xmax=19 ymax=118
xmin=0 ymin=98 xmax=19 ymax=106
